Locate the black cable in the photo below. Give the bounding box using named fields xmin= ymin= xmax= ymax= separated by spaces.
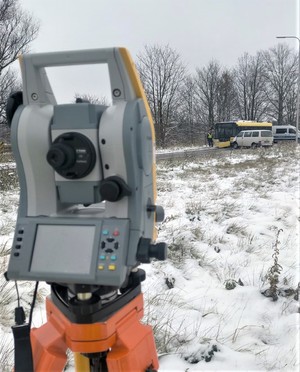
xmin=14 ymin=281 xmax=20 ymax=308
xmin=12 ymin=281 xmax=38 ymax=371
xmin=28 ymin=281 xmax=39 ymax=327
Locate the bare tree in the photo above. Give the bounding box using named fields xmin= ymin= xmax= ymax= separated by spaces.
xmin=233 ymin=52 xmax=268 ymax=121
xmin=284 ymin=87 xmax=297 ymax=125
xmin=0 ymin=0 xmax=39 ymax=141
xmin=0 ymin=69 xmax=19 ymax=139
xmin=194 ymin=60 xmax=222 ymax=132
xmin=262 ymin=44 xmax=298 ymax=125
xmin=175 ymin=76 xmax=200 ymax=145
xmin=136 ymin=44 xmax=186 ymax=148
xmin=216 ymin=69 xmax=237 ymax=122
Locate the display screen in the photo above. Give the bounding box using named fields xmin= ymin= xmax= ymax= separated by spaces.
xmin=30 ymin=224 xmax=95 ymax=275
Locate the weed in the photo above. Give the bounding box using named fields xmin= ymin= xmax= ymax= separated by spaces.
xmin=0 ymin=336 xmax=13 ymax=371
xmin=0 ymin=278 xmax=16 ymax=325
xmin=226 ymin=222 xmax=247 ymax=236
xmin=143 ymin=291 xmax=189 ymax=353
xmin=185 ymin=200 xmax=206 ymax=216
xmin=262 ymin=229 xmax=283 ymax=301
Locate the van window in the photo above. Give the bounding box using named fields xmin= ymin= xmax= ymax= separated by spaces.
xmin=236 ymin=132 xmax=243 ymax=137
xmin=261 ymin=131 xmax=273 ymax=137
xmin=244 ymin=131 xmax=252 ymax=137
xmin=252 ymin=131 xmax=259 ymax=137
xmin=289 ymin=128 xmax=296 ymax=134
xmin=276 ymin=128 xmax=287 ymax=134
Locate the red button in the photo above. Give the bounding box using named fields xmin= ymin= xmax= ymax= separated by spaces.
xmin=113 ymin=229 xmax=120 ymax=237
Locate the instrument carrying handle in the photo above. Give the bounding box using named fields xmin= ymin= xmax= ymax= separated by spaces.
xmin=19 ymin=47 xmax=137 ymax=105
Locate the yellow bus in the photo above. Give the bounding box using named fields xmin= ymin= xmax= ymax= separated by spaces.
xmin=214 ymin=120 xmax=272 ymax=148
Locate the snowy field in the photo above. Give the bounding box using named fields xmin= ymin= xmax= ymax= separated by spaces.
xmin=0 ymin=143 xmax=299 ymax=371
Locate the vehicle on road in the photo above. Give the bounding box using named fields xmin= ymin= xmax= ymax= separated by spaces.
xmin=272 ymin=125 xmax=300 ymax=143
xmin=214 ymin=121 xmax=272 ymax=148
xmin=232 ymin=130 xmax=273 ymax=149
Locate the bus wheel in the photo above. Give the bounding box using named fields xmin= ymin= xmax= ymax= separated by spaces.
xmin=251 ymin=143 xmax=257 ymax=149
xmin=232 ymin=142 xmax=238 ymax=149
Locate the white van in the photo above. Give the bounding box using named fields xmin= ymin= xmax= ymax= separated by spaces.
xmin=232 ymin=130 xmax=273 ymax=149
xmin=272 ymin=125 xmax=299 ymax=142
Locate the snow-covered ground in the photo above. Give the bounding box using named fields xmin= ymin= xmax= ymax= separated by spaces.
xmin=0 ymin=143 xmax=299 ymax=371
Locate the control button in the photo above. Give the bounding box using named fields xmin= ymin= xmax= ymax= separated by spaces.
xmin=16 ymin=237 xmax=22 ymax=242
xmin=15 ymin=245 xmax=21 ymax=249
xmin=14 ymin=252 xmax=20 ymax=257
xmin=99 ymin=255 xmax=106 ymax=260
xmin=108 ymin=264 xmax=116 ymax=271
xmin=98 ymin=264 xmax=105 ymax=270
xmin=101 ymin=241 xmax=106 ymax=249
xmin=18 ymin=229 xmax=24 ymax=234
xmin=105 ymin=248 xmax=113 ymax=253
xmin=111 ymin=255 xmax=117 ymax=261
xmin=114 ymin=242 xmax=119 ymax=249
xmin=113 ymin=229 xmax=120 ymax=237
xmin=102 ymin=229 xmax=109 ymax=235
xmin=107 ymin=237 xmax=114 ymax=243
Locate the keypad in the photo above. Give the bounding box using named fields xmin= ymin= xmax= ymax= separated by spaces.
xmin=98 ymin=224 xmax=123 ymax=273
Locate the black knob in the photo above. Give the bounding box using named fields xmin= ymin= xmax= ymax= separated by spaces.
xmin=47 ymin=143 xmax=76 ymax=171
xmin=137 ymin=238 xmax=167 ymax=263
xmin=6 ymin=91 xmax=23 ymax=127
xmin=100 ymin=176 xmax=131 ymax=202
xmin=100 ymin=180 xmax=121 ymax=202
xmin=149 ymin=242 xmax=168 ymax=261
xmin=147 ymin=204 xmax=165 ymax=222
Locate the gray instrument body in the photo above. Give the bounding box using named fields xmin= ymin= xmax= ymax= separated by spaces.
xmin=6 ymin=48 xmax=158 ymax=287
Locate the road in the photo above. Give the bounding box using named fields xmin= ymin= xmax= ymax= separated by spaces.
xmin=156 ymin=147 xmax=222 ymax=160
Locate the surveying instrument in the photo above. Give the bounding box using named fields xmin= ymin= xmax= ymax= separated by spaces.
xmin=5 ymin=47 xmax=167 ymax=371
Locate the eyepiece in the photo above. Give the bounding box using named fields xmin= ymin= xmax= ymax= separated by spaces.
xmin=47 ymin=143 xmax=76 ymax=170
xmin=47 ymin=132 xmax=96 ymax=179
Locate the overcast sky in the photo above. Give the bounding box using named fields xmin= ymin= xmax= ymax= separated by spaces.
xmin=19 ymin=0 xmax=299 ymax=103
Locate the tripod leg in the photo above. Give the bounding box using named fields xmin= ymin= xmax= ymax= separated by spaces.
xmin=74 ymin=352 xmax=91 ymax=371
xmin=107 ymin=322 xmax=158 ymax=372
xmin=31 ymin=321 xmax=68 ymax=371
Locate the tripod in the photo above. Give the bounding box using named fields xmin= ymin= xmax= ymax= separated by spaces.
xmin=30 ymin=270 xmax=158 ymax=371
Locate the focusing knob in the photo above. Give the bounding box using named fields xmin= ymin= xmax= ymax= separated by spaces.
xmin=136 ymin=238 xmax=167 ymax=263
xmin=100 ymin=176 xmax=131 ymax=202
xmin=149 ymin=242 xmax=168 ymax=261
xmin=100 ymin=180 xmax=121 ymax=202
xmin=47 ymin=143 xmax=76 ymax=170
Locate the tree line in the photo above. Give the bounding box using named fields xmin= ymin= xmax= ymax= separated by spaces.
xmin=136 ymin=44 xmax=298 ymax=147
xmin=0 ymin=0 xmax=298 ymax=148
xmin=0 ymin=0 xmax=39 ymax=141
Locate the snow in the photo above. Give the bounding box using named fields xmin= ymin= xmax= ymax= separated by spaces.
xmin=0 ymin=144 xmax=299 ymax=371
